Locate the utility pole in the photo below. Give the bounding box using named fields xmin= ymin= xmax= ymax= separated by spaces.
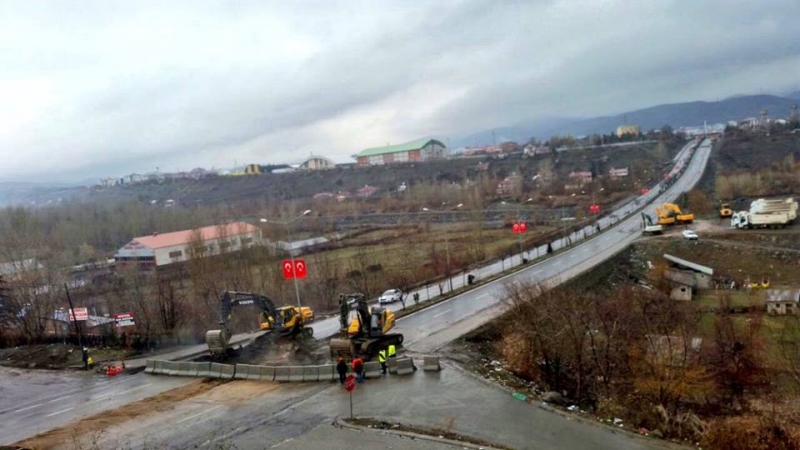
xmin=64 ymin=283 xmax=86 ymax=370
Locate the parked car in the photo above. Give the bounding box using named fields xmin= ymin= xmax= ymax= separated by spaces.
xmin=378 ymin=289 xmax=402 ymax=304
xmin=682 ymin=230 xmax=699 ymax=240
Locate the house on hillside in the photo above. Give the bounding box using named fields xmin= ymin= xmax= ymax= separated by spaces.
xmin=766 ymin=289 xmax=800 ymax=315
xmin=114 ymin=222 xmax=260 ymax=268
xmin=298 ymin=155 xmax=336 ymax=171
xmin=356 ymin=185 xmax=378 ymax=198
xmin=354 ymin=138 xmax=447 ymax=166
xmin=615 ymin=125 xmax=640 ymax=137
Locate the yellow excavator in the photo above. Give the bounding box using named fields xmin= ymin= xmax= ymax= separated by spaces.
xmin=656 ymin=203 xmax=694 ymax=226
xmin=719 ymin=203 xmax=732 ymax=218
xmin=329 ymin=293 xmax=403 ymax=359
xmin=206 ymin=290 xmax=314 ymax=357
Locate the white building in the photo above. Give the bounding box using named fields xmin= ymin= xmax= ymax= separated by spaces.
xmin=114 ymin=222 xmax=260 ymax=268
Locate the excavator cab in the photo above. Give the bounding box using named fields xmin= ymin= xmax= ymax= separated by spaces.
xmin=331 ymin=292 xmax=403 ymax=359
xmin=720 ymin=203 xmax=732 ymax=218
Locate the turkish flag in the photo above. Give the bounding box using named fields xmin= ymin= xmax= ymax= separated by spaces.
xmin=282 ymin=260 xmax=295 ymax=279
xmin=519 ymin=222 xmax=528 ymax=233
xmin=512 ymin=223 xmax=520 ymax=234
xmin=294 ymin=259 xmax=307 ymax=279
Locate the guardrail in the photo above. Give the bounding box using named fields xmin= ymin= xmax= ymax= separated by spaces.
xmin=143 ymin=357 xmax=433 ymax=382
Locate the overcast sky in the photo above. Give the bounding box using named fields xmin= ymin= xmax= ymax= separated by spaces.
xmin=2 ymin=0 xmax=799 ymax=182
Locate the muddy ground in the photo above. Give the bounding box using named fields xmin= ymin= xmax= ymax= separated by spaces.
xmin=0 ymin=344 xmax=133 ymax=370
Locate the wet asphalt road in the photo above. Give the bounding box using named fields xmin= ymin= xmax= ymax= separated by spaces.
xmin=0 ymin=366 xmax=189 ymax=445
xmin=1 ymin=138 xmax=708 ymax=446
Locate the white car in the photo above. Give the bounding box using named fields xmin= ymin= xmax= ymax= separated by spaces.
xmin=378 ymin=289 xmax=402 ymax=305
xmin=682 ymin=230 xmax=699 ymax=240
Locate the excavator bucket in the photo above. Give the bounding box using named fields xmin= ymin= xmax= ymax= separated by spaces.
xmin=205 ymin=329 xmax=230 ymax=356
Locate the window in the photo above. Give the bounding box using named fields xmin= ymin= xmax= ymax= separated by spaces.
xmin=219 ymin=241 xmax=231 ymax=250
xmin=241 ymin=237 xmax=253 ymax=245
xmin=168 ymin=250 xmax=182 ymax=258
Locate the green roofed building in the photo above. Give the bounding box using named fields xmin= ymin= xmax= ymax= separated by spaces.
xmin=353 ymin=138 xmax=447 ymax=166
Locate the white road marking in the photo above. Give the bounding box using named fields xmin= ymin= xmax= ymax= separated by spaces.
xmin=46 ymin=407 xmax=74 ymax=417
xmin=432 ymin=309 xmax=451 ymax=319
xmin=92 ymin=383 xmax=152 ymax=402
xmin=47 ymin=395 xmax=74 ymax=404
xmin=177 ymin=405 xmax=223 ymax=425
xmin=13 ymin=403 xmax=43 ymax=413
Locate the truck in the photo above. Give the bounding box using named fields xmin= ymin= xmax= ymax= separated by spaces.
xmin=731 ymin=210 xmax=793 ymax=229
xmin=732 ymin=197 xmax=798 ymax=229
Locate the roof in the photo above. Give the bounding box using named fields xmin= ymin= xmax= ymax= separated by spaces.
xmin=355 ymin=138 xmax=443 ymax=158
xmin=129 ymin=222 xmax=258 ymax=249
xmin=663 ymin=254 xmax=713 ymax=276
xmin=765 ymin=289 xmax=800 ymax=303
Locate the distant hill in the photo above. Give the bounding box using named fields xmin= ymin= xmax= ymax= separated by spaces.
xmin=451 ymin=116 xmax=576 ymax=148
xmin=457 ymin=94 xmax=799 ymax=146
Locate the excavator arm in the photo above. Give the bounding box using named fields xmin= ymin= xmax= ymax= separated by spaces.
xmin=206 ymin=291 xmax=281 ymax=356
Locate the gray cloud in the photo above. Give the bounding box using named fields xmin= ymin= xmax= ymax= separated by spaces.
xmin=1 ymin=0 xmax=799 ymax=182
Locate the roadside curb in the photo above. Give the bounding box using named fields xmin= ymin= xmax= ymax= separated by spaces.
xmin=335 ymin=419 xmax=506 ymax=450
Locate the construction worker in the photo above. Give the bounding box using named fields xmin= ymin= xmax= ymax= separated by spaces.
xmin=336 ymin=357 xmax=348 ymax=385
xmin=388 ymin=344 xmax=397 ymax=358
xmin=378 ymin=348 xmax=388 ymax=375
xmin=352 ymin=355 xmax=364 ymax=383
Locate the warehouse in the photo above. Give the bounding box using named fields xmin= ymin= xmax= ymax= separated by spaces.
xmin=354 ymin=138 xmax=447 ymax=166
xmin=114 ymin=222 xmax=260 ymax=268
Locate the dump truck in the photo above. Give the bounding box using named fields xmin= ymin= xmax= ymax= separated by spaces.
xmin=732 ymin=197 xmax=798 ymax=229
xmin=656 ymin=203 xmax=694 ymax=226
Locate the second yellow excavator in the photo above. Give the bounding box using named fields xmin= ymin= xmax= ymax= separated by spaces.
xmin=656 ymin=203 xmax=694 ymax=226
xmin=329 ymin=293 xmax=403 ymax=359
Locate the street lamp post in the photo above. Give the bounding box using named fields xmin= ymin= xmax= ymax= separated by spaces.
xmin=260 ymin=209 xmax=311 ymax=309
xmin=423 ymin=204 xmax=461 ymax=292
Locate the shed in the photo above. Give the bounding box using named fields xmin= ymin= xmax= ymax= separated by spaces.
xmin=765 ymin=289 xmax=800 ymax=315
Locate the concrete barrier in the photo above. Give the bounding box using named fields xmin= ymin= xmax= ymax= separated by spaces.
xmin=196 ymin=362 xmax=211 ymax=378
xmin=260 ymin=365 xmax=276 ymax=382
xmin=289 ymin=366 xmax=304 ymax=382
xmin=234 ymin=364 xmax=259 ymax=380
xmin=165 ymin=361 xmax=181 ymax=376
xmin=154 ymin=360 xmax=168 ymax=375
xmin=363 ymin=361 xmax=382 ymax=379
xmin=179 ymin=362 xmax=197 ymax=377
xmin=387 ymin=357 xmax=398 ymax=374
xmin=208 ymin=362 xmax=230 ymax=379
xmin=274 ymin=366 xmax=290 ymax=382
xmin=396 ymin=357 xmax=415 ymax=376
xmin=302 ymin=365 xmax=320 ymax=382
xmin=318 ymin=364 xmax=336 ymax=381
xmin=422 ymin=356 xmax=441 ymax=372
xmin=219 ymin=363 xmax=236 ymax=380
xmin=144 ymin=360 xmax=156 ymax=374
